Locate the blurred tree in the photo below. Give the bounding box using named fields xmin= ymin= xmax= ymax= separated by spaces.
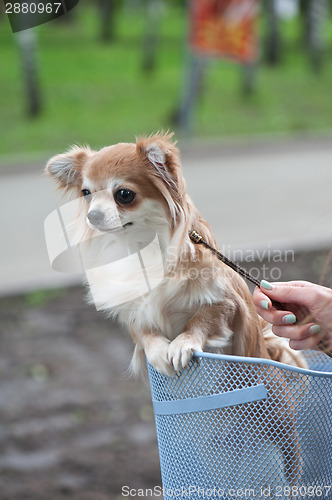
xmin=306 ymin=0 xmax=328 ymax=71
xmin=98 ymin=0 xmax=116 ymax=42
xmin=141 ymin=0 xmax=164 ymax=72
xmin=264 ymin=0 xmax=282 ymax=65
xmin=299 ymin=0 xmax=309 ymax=41
xmin=16 ymin=30 xmax=42 ymax=118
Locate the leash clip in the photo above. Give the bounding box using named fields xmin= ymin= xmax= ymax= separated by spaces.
xmin=189 ymin=230 xmax=203 ymax=243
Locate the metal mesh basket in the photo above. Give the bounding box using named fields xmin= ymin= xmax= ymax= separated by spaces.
xmin=148 ymin=351 xmax=332 ymax=499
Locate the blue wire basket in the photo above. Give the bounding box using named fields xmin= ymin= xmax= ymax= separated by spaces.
xmin=148 ymin=351 xmax=332 ymax=500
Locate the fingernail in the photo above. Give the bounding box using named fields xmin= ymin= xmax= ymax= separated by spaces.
xmin=309 ymin=324 xmax=321 ymax=335
xmin=261 ymin=280 xmax=273 ymax=290
xmin=260 ymin=300 xmax=269 ymax=310
xmin=282 ymin=314 xmax=297 ymax=324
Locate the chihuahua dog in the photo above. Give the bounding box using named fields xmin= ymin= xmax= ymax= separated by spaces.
xmin=46 ymin=132 xmax=308 ymax=486
xmin=46 ymin=132 xmax=306 ymax=376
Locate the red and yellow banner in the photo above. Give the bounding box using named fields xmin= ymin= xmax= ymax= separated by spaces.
xmin=189 ymin=0 xmax=259 ymax=63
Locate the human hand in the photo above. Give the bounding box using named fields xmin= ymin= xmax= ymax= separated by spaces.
xmin=253 ymin=280 xmax=332 ymax=352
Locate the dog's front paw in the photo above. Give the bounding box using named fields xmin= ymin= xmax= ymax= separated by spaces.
xmin=146 ymin=337 xmax=175 ymax=377
xmin=168 ymin=334 xmax=203 ymax=372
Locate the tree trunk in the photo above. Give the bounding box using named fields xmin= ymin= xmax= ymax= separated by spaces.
xmin=264 ymin=0 xmax=281 ymax=65
xmin=306 ymin=0 xmax=327 ymax=72
xmin=141 ymin=0 xmax=163 ymax=73
xmin=16 ymin=30 xmax=42 ymax=118
xmin=99 ymin=0 xmax=115 ymax=43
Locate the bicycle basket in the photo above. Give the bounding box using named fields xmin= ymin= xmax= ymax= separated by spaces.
xmin=148 ymin=351 xmax=332 ymax=499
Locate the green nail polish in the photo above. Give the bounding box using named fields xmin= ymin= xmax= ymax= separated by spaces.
xmin=261 ymin=300 xmax=269 ymax=310
xmin=309 ymin=324 xmax=321 ymax=335
xmin=261 ymin=280 xmax=273 ymax=290
xmin=282 ymin=314 xmax=297 ymax=324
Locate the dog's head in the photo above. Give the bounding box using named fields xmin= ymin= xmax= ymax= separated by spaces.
xmin=46 ymin=133 xmax=189 ymax=241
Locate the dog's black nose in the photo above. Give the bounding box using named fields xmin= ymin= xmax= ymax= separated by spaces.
xmin=87 ymin=210 xmax=104 ymax=225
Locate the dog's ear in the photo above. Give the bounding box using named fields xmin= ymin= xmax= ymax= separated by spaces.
xmin=136 ymin=132 xmax=181 ymax=192
xmin=45 ymin=146 xmax=92 ymax=191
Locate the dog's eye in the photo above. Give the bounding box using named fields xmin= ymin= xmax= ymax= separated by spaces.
xmin=115 ymin=189 xmax=136 ymax=205
xmin=81 ymin=189 xmax=92 ymax=203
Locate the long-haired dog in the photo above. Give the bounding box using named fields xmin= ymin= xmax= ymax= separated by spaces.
xmin=46 ymin=132 xmax=307 ymax=484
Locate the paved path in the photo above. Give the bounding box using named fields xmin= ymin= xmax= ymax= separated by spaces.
xmin=1 ymin=136 xmax=332 ymax=296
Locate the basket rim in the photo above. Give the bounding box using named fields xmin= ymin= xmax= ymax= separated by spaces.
xmin=193 ymin=351 xmax=332 ymax=379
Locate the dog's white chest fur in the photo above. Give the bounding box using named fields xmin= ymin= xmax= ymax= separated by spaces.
xmin=115 ymin=276 xmax=213 ymax=336
xmin=120 ymin=280 xmax=197 ymax=340
xmin=87 ymin=253 xmax=225 ymax=342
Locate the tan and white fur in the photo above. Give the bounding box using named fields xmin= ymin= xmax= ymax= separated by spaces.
xmin=46 ymin=132 xmax=306 ymax=377
xmin=46 ymin=132 xmax=309 ymax=486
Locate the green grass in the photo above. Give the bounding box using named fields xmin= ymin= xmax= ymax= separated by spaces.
xmin=24 ymin=288 xmax=65 ymax=307
xmin=1 ymin=5 xmax=332 ymax=164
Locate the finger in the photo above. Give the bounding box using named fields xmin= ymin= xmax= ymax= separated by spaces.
xmin=287 ymin=303 xmax=311 ymax=323
xmin=256 ymin=304 xmax=297 ymax=326
xmin=262 ymin=280 xmax=314 ymax=288
xmin=272 ymin=322 xmax=321 ymax=341
xmin=260 ymin=280 xmax=320 ymax=310
xmin=253 ymin=287 xmax=272 ymax=310
xmin=289 ymin=330 xmax=325 ymax=351
xmin=255 ymin=287 xmax=307 ymax=324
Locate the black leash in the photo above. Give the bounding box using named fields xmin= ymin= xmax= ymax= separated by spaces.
xmin=189 ymin=230 xmax=332 ymax=358
xmin=189 ymin=230 xmax=261 ymax=288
